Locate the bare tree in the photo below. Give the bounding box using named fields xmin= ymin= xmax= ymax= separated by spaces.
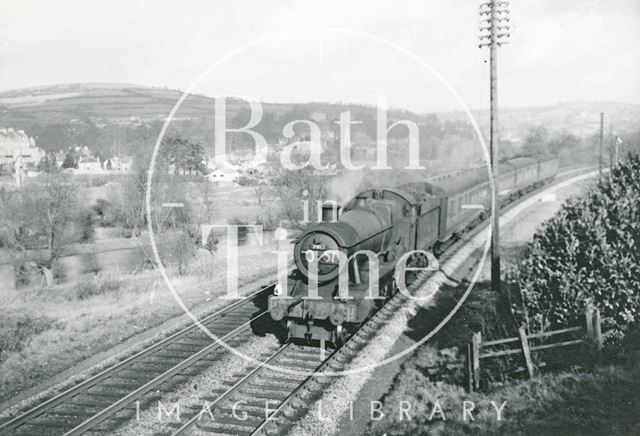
xmin=273 ymin=167 xmax=332 ymax=230
xmin=29 ymin=173 xmax=78 ymax=285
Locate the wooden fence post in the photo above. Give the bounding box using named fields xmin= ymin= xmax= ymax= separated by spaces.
xmin=593 ymin=307 xmax=603 ymax=360
xmin=472 ymin=332 xmax=481 ymax=391
xmin=518 ymin=326 xmax=535 ymax=378
xmin=585 ymin=305 xmax=594 ymax=342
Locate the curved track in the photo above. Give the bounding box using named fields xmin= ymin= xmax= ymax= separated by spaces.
xmin=0 ymin=285 xmax=275 ymax=436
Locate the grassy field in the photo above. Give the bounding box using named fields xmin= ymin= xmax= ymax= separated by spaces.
xmin=0 ymin=241 xmax=284 ymax=405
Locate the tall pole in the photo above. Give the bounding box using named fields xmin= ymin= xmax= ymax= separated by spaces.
xmin=480 ymin=0 xmax=510 ymax=293
xmin=598 ymin=112 xmax=604 ymax=182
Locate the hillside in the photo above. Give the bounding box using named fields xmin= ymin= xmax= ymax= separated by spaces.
xmin=0 ymin=83 xmax=638 ymax=157
xmin=2 ymin=83 xmax=639 ymax=131
xmin=442 ymin=101 xmax=640 ymax=139
xmin=0 ymin=83 xmax=258 ymax=125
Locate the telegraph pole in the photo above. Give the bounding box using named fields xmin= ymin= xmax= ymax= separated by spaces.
xmin=480 ymin=0 xmax=510 ymax=293
xmin=598 ymin=112 xmax=604 ymax=182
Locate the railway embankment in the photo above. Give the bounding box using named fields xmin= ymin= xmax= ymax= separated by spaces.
xmin=363 ymin=158 xmax=640 ymax=436
xmin=292 ymin=167 xmax=626 ymax=436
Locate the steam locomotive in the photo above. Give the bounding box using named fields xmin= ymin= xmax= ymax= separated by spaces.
xmin=268 ymin=156 xmax=560 ymax=345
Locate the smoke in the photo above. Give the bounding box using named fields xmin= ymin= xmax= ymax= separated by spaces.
xmin=327 ymin=169 xmax=367 ymax=204
xmin=327 ymin=167 xmax=434 ymax=205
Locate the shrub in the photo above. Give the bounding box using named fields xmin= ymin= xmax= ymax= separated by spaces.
xmin=0 ymin=313 xmax=59 ymax=363
xmin=229 ymin=217 xmax=249 ymax=240
xmin=12 ymin=254 xmax=39 ymax=287
xmin=515 ymin=154 xmax=640 ymax=339
xmin=81 ymin=211 xmax=95 ymax=242
xmin=74 ymin=274 xmax=121 ymax=300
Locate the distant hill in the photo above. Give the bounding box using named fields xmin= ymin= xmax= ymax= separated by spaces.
xmin=2 ymin=83 xmax=638 ymax=131
xmin=0 ymin=83 xmax=638 ymax=155
xmin=0 ymin=83 xmax=232 ymax=125
xmin=441 ymin=101 xmax=640 ymax=139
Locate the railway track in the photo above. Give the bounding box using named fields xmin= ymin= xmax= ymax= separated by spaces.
xmin=1 ymin=166 xmax=595 ymax=436
xmin=165 ymin=288 xmax=415 ymax=436
xmin=0 ymin=285 xmax=275 ymax=436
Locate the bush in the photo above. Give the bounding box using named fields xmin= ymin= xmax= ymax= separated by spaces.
xmin=81 ymin=211 xmax=95 ymax=242
xmin=0 ymin=313 xmax=59 ymax=363
xmin=515 ymin=154 xmax=640 ymax=339
xmin=12 ymin=254 xmax=39 ymax=287
xmin=74 ymin=274 xmax=121 ymax=300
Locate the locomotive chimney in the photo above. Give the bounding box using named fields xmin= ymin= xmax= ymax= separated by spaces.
xmin=321 ymin=201 xmax=339 ymax=222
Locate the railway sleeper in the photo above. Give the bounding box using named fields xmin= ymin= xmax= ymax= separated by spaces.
xmin=196 ymin=415 xmax=263 ymax=433
xmin=49 ymin=403 xmax=106 ymax=416
xmin=176 ymin=361 xmax=221 ymax=376
xmin=239 ymin=387 xmax=291 ymax=401
xmin=165 ymin=338 xmax=216 ymax=348
xmin=274 ymin=357 xmax=323 ymax=368
xmin=110 ymin=373 xmax=157 ymax=383
xmin=283 ymin=350 xmax=327 ymax=361
xmin=83 ymin=388 xmax=133 ymax=400
xmin=100 ymin=381 xmax=145 ymax=391
xmin=252 ymin=377 xmax=301 ymax=389
xmin=161 ymin=344 xmax=211 ymax=353
xmin=220 ymin=403 xmax=272 ymax=417
xmin=222 ymin=396 xmax=278 ymax=409
xmin=144 ymin=351 xmax=196 ymax=361
xmin=245 ymin=381 xmax=297 ymax=393
xmin=259 ymin=371 xmax=307 ymax=382
xmin=22 ymin=415 xmax=85 ymax=429
xmin=9 ymin=422 xmax=71 ymax=436
xmin=65 ymin=397 xmax=118 ymax=408
xmin=120 ymin=363 xmax=181 ymax=373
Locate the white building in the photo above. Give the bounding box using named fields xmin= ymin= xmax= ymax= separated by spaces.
xmin=76 ymin=157 xmax=102 ymax=173
xmin=206 ymin=168 xmax=240 ymax=183
xmin=103 ymin=156 xmax=132 ymax=172
xmin=0 ymin=128 xmax=44 ymax=167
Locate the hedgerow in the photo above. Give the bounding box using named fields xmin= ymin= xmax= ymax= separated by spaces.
xmin=515 ymin=154 xmax=640 ymax=340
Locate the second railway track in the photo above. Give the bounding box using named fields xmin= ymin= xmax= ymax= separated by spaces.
xmin=0 ymin=285 xmax=275 ymax=436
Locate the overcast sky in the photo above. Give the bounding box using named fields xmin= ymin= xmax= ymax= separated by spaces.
xmin=0 ymin=0 xmax=638 ymax=113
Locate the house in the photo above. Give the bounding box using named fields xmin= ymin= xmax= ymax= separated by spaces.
xmin=206 ymin=168 xmax=240 ymax=184
xmin=103 ymin=156 xmax=132 ymax=172
xmin=0 ymin=128 xmax=45 ymax=168
xmin=76 ymin=157 xmax=102 ymax=173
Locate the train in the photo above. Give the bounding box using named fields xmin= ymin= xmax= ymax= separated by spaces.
xmin=268 ymin=156 xmax=560 ymax=345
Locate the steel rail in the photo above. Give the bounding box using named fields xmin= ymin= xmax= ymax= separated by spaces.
xmin=171 ymin=343 xmax=291 ymax=435
xmin=249 ymin=344 xmax=343 ymax=436
xmin=63 ymin=311 xmax=270 ymax=436
xmin=0 ymin=283 xmax=274 ymax=434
